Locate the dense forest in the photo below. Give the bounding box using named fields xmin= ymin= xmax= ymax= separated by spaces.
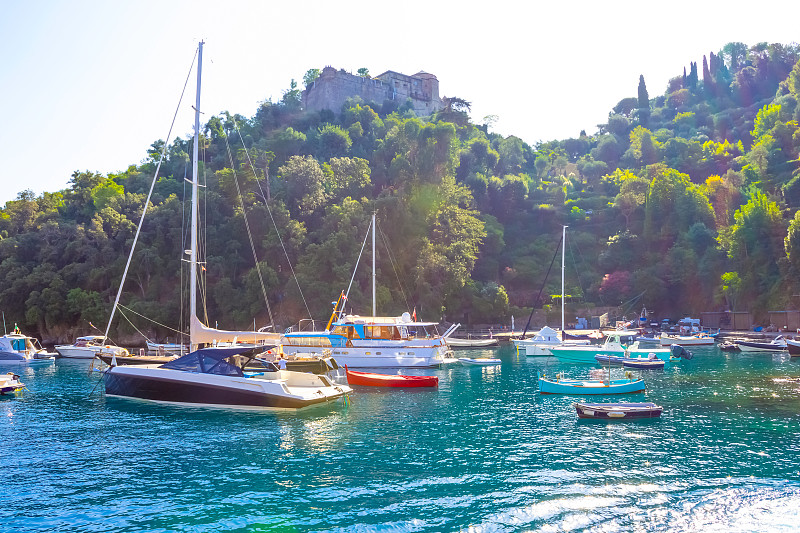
xmin=3 ymin=41 xmax=800 ymax=343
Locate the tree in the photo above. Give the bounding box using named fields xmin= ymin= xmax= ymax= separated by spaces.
xmin=637 ymin=75 xmax=649 ymax=111
xmin=357 ymin=67 xmax=370 ymax=78
xmin=303 ymin=68 xmax=321 ymax=88
xmin=277 ymin=155 xmax=326 ymax=217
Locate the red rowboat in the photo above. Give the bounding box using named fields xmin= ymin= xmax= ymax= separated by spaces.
xmin=345 ymin=367 xmax=438 ymax=388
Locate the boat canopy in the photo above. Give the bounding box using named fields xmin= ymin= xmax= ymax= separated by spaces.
xmin=160 ymin=346 xmax=256 ymax=376
xmin=334 ymin=314 xmax=438 ymax=327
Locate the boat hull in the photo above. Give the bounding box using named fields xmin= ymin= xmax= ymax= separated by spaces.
xmin=658 ymin=334 xmax=715 ymax=346
xmin=446 ymin=338 xmax=499 ymax=348
xmin=622 ymin=359 xmax=665 ymax=369
xmin=575 ymin=402 xmax=662 ymax=419
xmin=539 ymin=377 xmax=645 ymax=394
xmin=104 ymin=366 xmax=349 ymax=409
xmin=736 ymin=340 xmax=786 ymax=352
xmin=458 ymin=358 xmax=501 ymax=366
xmin=345 ymin=369 xmax=438 ymax=387
xmin=786 ymin=339 xmax=800 ymax=356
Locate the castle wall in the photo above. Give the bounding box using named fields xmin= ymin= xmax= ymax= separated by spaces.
xmin=302 ymin=66 xmax=442 ymax=117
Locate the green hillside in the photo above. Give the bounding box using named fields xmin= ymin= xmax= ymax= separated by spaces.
xmin=2 ymin=41 xmax=800 ymax=342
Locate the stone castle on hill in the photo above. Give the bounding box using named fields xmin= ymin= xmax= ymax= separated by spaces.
xmin=302 ymin=66 xmax=443 ymax=116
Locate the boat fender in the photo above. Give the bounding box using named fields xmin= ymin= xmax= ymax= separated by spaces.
xmin=624 ymin=371 xmax=633 ymax=380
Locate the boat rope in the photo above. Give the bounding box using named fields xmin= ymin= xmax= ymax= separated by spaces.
xmin=230 ymin=116 xmax=314 ymax=323
xmin=104 ymin=46 xmax=198 ymax=342
xmin=377 ymin=222 xmax=412 ymax=313
xmin=221 ymin=132 xmax=275 ymax=327
xmin=116 ymin=303 xmax=183 ymax=337
xmin=521 ymin=232 xmax=563 ymax=339
xmin=341 ymin=215 xmax=373 ymax=320
xmin=116 ymin=307 xmax=155 ymax=345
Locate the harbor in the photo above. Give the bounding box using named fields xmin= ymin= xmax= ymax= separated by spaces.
xmin=2 ymin=343 xmax=799 ymax=531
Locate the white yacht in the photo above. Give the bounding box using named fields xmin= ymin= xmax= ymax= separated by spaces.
xmin=55 ymin=335 xmax=129 ymax=359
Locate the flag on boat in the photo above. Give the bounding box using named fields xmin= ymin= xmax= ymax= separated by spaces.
xmin=412 ymin=307 xmax=417 ymax=321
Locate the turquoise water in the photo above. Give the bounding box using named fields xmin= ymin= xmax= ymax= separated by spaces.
xmin=2 ymin=346 xmax=799 ymax=532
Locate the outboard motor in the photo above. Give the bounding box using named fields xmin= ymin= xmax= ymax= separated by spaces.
xmin=670 ymin=344 xmax=694 ymax=360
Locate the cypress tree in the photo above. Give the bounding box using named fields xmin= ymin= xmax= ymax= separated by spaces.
xmin=637 ymin=75 xmax=649 ymax=109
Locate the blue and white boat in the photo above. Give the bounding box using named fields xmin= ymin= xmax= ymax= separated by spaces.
xmin=538 ymin=372 xmax=645 ymax=394
xmin=0 ymin=331 xmax=56 ymax=365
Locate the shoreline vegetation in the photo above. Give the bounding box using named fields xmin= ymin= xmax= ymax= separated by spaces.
xmin=2 ymin=42 xmax=800 ymax=345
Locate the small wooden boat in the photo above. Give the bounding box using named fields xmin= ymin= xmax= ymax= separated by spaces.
xmin=574 ymin=402 xmax=662 ymax=419
xmin=345 ymin=367 xmax=438 ymax=387
xmin=458 ymin=357 xmax=501 ymax=366
xmin=0 ymin=372 xmax=25 ymax=396
xmin=539 ymin=372 xmax=644 ymax=394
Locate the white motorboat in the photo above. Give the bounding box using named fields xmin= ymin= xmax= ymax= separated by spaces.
xmin=105 ymin=345 xmax=349 ymax=409
xmin=0 ymin=372 xmax=25 ymax=395
xmin=55 ymin=335 xmax=128 ymax=360
xmin=735 ymin=336 xmax=787 ymax=352
xmin=103 ymin=42 xmax=349 ymax=409
xmin=0 ymin=332 xmax=56 ymax=365
xmin=658 ymin=332 xmax=716 ymax=346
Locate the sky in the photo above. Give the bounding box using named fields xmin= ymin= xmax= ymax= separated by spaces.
xmin=1 ymin=0 xmax=798 ymax=206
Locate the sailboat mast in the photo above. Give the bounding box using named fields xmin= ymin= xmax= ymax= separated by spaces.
xmin=372 ymin=211 xmax=376 ymax=317
xmin=562 ymin=225 xmax=567 ymax=333
xmin=190 ymin=41 xmax=203 ymax=342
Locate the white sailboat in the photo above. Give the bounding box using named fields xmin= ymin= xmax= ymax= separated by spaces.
xmin=103 ymin=42 xmax=350 ymax=408
xmin=281 ymin=212 xmax=454 ymax=367
xmin=513 ymin=226 xmax=590 ymax=356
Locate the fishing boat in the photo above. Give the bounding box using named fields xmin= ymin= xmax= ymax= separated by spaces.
xmin=103 ymin=42 xmax=350 ymax=409
xmin=0 ymin=372 xmax=25 ymax=396
xmin=0 ymin=331 xmax=56 ymax=365
xmin=55 ymin=335 xmax=128 ymax=360
xmin=735 ymin=336 xmax=787 ymax=352
xmin=538 ymin=371 xmax=644 ymax=394
xmin=446 ymin=336 xmax=499 ymax=348
xmin=574 ymin=402 xmax=662 ymax=419
xmin=550 ymin=330 xmax=670 ymax=364
xmin=458 ymin=357 xmax=501 ymax=366
xmin=282 ymin=213 xmax=454 ymax=368
xmin=345 ymin=367 xmax=438 ymax=387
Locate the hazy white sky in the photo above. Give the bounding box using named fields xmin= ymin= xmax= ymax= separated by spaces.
xmin=1 ymin=0 xmax=798 ymax=205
